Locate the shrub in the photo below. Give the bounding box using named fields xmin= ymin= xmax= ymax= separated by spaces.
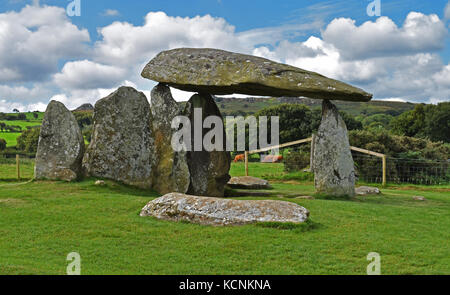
xmin=349 ymin=129 xmax=450 ymax=184
xmin=0 ymin=138 xmax=6 ymax=151
xmin=284 ymin=150 xmax=310 ymax=172
xmin=16 ymin=127 xmax=40 ymax=153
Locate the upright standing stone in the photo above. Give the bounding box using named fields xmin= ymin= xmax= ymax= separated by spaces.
xmin=313 ymin=100 xmax=355 ymax=197
xmin=151 ymin=83 xmax=190 ymax=194
xmin=82 ymin=86 xmax=155 ymax=189
xmin=35 ymin=101 xmax=85 ymax=181
xmin=184 ymin=93 xmax=231 ymax=197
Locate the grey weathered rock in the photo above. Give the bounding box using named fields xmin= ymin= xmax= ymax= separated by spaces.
xmin=151 ymin=83 xmax=190 ymax=194
xmin=227 ymin=176 xmax=271 ymax=190
xmin=94 ymin=180 xmax=106 ymax=186
xmin=412 ymin=196 xmax=426 ymax=201
xmin=355 ymin=186 xmax=381 ymax=196
xmin=140 ymin=193 xmax=310 ymax=226
xmin=82 ymin=86 xmax=155 ymax=189
xmin=313 ymin=100 xmax=356 ymax=197
xmin=141 ymin=48 xmax=372 ymax=102
xmin=35 ymin=101 xmax=85 ymax=181
xmin=184 ymin=93 xmax=231 ymax=197
xmin=74 ymin=103 xmax=94 ymax=112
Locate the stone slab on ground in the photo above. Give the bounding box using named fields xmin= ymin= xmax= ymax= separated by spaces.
xmin=140 ymin=193 xmax=310 ymax=226
xmin=227 ymin=176 xmax=271 ymax=190
xmin=355 ymin=186 xmax=381 ymax=195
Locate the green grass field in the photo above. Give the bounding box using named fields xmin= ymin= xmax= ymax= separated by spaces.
xmin=0 ymin=161 xmax=449 ymax=274
xmin=0 ymin=132 xmax=21 ymax=147
xmin=1 ymin=116 xmax=43 ymax=147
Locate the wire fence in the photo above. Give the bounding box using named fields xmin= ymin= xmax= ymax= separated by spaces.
xmin=2 ymin=151 xmax=449 ymax=185
xmin=0 ymin=153 xmax=35 ymax=181
xmin=233 ymin=147 xmax=450 ymax=185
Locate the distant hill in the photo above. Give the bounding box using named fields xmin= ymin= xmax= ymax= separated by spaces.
xmin=74 ymin=103 xmax=94 ymax=112
xmin=215 ymin=96 xmax=416 ymax=117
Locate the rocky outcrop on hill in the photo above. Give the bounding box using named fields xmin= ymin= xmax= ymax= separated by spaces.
xmin=74 ymin=103 xmax=94 ymax=112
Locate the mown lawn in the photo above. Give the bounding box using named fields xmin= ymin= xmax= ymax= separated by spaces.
xmin=0 ymin=162 xmax=449 ymax=275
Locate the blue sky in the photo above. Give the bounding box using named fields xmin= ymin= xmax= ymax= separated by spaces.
xmin=0 ymin=0 xmax=449 ymax=111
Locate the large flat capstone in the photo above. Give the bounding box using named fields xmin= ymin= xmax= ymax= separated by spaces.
xmin=35 ymin=101 xmax=85 ymax=181
xmin=141 ymin=48 xmax=372 ymax=102
xmin=140 ymin=193 xmax=310 ymax=226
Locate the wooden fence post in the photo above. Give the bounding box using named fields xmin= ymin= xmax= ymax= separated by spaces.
xmin=310 ymin=134 xmax=316 ymax=172
xmin=245 ymin=151 xmax=249 ymax=176
xmin=382 ymin=155 xmax=387 ymax=187
xmin=16 ymin=154 xmax=20 ymax=180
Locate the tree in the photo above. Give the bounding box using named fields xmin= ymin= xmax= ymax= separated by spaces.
xmin=362 ymin=114 xmax=394 ymax=130
xmin=390 ymin=104 xmax=427 ymax=137
xmin=311 ymin=109 xmax=362 ymax=133
xmin=0 ymin=122 xmax=6 ymax=132
xmin=13 ymin=108 xmax=19 ymax=113
xmin=17 ymin=127 xmax=40 ymax=153
xmin=256 ymin=104 xmax=314 ymax=144
xmin=391 ymin=102 xmax=450 ymax=143
xmin=17 ymin=113 xmax=27 ymax=120
xmin=424 ymin=102 xmax=450 ymax=143
xmin=73 ymin=112 xmax=93 ymax=129
xmin=33 ymin=112 xmax=39 ymax=119
xmin=0 ymin=138 xmax=6 ymax=151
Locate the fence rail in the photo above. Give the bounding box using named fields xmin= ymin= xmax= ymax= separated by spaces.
xmin=242 ymin=136 xmax=449 ymax=186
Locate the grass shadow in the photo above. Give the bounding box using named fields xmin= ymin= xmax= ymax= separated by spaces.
xmin=255 ymin=219 xmax=323 ymax=232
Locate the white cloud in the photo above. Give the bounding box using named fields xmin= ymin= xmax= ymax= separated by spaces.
xmin=1 ymin=6 xmax=449 ymax=112
xmin=54 ymin=60 xmax=127 ymax=90
xmin=0 ymin=99 xmax=47 ymax=113
xmin=0 ymin=84 xmax=52 ymax=102
xmin=93 ymin=12 xmax=246 ymax=67
xmin=322 ymin=13 xmax=447 ymax=60
xmin=252 ymin=12 xmax=450 ymax=103
xmin=0 ymin=4 xmax=90 ymax=83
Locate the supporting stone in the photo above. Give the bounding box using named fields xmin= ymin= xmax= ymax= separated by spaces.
xmin=184 ymin=93 xmax=231 ymax=197
xmin=313 ymin=100 xmax=356 ymax=197
xmin=150 ymin=83 xmax=190 ymax=195
xmin=82 ymin=86 xmax=155 ymax=189
xmin=35 ymin=100 xmax=85 ymax=181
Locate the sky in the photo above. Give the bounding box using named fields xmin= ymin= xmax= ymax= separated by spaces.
xmin=0 ymin=0 xmax=449 ymax=112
